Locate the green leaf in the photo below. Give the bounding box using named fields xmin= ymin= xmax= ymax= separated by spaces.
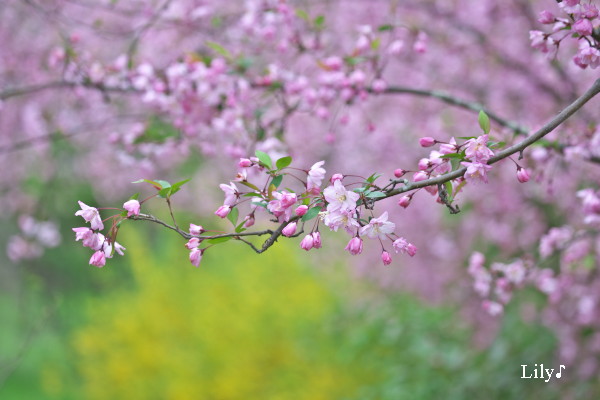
xmin=353 ymin=187 xmax=368 ymax=193
xmin=271 ymin=175 xmax=283 ymax=188
xmin=365 ymin=191 xmax=386 ymax=199
xmin=301 ymin=207 xmax=321 ymax=222
xmin=227 ymin=207 xmax=239 ymax=226
xmin=155 ymin=180 xmax=171 ymax=189
xmin=275 ymin=156 xmax=292 ymax=170
xmin=234 ymin=221 xmax=247 ymax=233
xmin=205 ymin=236 xmax=232 ymax=245
xmin=457 ymin=136 xmax=477 ymax=140
xmin=313 ymin=15 xmax=325 ymax=30
xmin=366 ymin=173 xmax=382 ymax=184
xmin=157 ymin=187 xmax=171 ymax=198
xmin=129 ymin=193 xmax=140 ymax=200
xmin=132 ymin=178 xmax=162 ymax=188
xmin=444 ymin=181 xmax=453 ymax=197
xmin=295 ymin=8 xmax=310 ymax=22
xmin=344 ymin=56 xmax=367 ymax=66
xmin=478 ymin=110 xmax=491 ymax=134
xmin=377 ymin=24 xmax=394 ymax=32
xmin=243 ymin=192 xmax=263 ymax=198
xmin=169 ymin=178 xmax=191 ymax=195
xmin=239 ymin=181 xmax=262 ymax=192
xmin=440 ymin=153 xmax=464 ymax=159
xmin=205 ymin=41 xmax=232 ymax=59
xmin=371 ymin=38 xmax=381 ymax=50
xmin=255 ymin=150 xmax=272 ymax=169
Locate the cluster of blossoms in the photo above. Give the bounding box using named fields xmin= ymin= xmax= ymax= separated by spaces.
xmin=531 ymin=0 xmax=600 ymax=69
xmin=212 ymin=153 xmax=418 ymax=267
xmin=72 ymin=200 xmax=136 ymax=267
xmin=7 ymin=216 xmax=61 ymax=262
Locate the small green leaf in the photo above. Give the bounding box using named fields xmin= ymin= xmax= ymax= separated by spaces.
xmin=227 ymin=207 xmax=239 ymax=226
xmin=365 ymin=191 xmax=386 ymax=199
xmin=457 ymin=136 xmax=477 ymax=140
xmin=275 ymin=156 xmax=292 ymax=170
xmin=440 ymin=153 xmax=464 ymax=159
xmin=366 ymin=173 xmax=382 ymax=184
xmin=271 ymin=175 xmax=283 ymax=188
xmin=169 ymin=178 xmax=191 ymax=196
xmin=206 ymin=237 xmax=232 ymax=245
xmin=478 ymin=110 xmax=491 ymax=134
xmin=205 ymin=41 xmax=232 ymax=59
xmin=295 ymin=8 xmax=310 ymax=22
xmin=129 ymin=193 xmax=140 ymax=200
xmin=155 ymin=180 xmax=171 ymax=189
xmin=132 ymin=178 xmax=161 ymax=187
xmin=243 ymin=192 xmax=264 ymax=198
xmin=157 ymin=187 xmax=172 ymax=198
xmin=234 ymin=220 xmax=247 ymax=233
xmin=371 ymin=38 xmax=381 ymax=50
xmin=239 ymin=181 xmax=261 ymax=192
xmin=353 ymin=187 xmax=368 ymax=193
xmin=444 ymin=181 xmax=453 ymax=197
xmin=313 ymin=15 xmax=325 ymax=30
xmin=255 ymin=150 xmax=272 ymax=169
xmin=301 ymin=207 xmax=321 ymax=222
xmin=378 ymin=24 xmax=394 ymax=32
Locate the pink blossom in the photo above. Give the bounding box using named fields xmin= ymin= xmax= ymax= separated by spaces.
xmin=323 ymin=209 xmax=360 ymax=233
xmin=323 ymin=180 xmax=359 ymax=212
xmin=186 ymin=237 xmax=200 ymax=250
xmin=516 ymin=167 xmax=530 ymax=183
xmin=307 ymin=161 xmax=326 ymax=190
xmin=215 ymin=205 xmax=231 ymax=218
xmin=312 ymin=232 xmax=322 ymax=248
xmin=439 ymin=138 xmax=458 ymax=155
xmin=538 ymin=10 xmax=555 ymax=24
xmin=359 ymin=212 xmax=395 ymax=240
xmin=482 ymin=300 xmax=503 ymax=316
xmin=282 ymin=221 xmax=297 ymax=237
xmin=393 ymin=169 xmax=405 ymax=178
xmin=464 ymin=135 xmax=494 ymax=162
xmin=75 ymin=201 xmax=104 ymax=231
xmin=381 ymin=251 xmax=392 ymax=265
xmin=82 ymin=232 xmax=105 ymax=251
xmin=419 ymin=137 xmax=436 ymax=147
xmin=330 ymin=173 xmax=344 ymax=183
xmin=461 ymin=162 xmax=492 ymax=184
xmin=573 ymin=18 xmax=593 ymax=36
xmin=295 ymin=205 xmax=308 ymax=216
xmin=300 ymin=234 xmax=314 ymax=251
xmin=189 ymin=224 xmax=205 ymax=235
xmin=392 ymin=237 xmax=417 ymax=256
xmin=73 ymin=227 xmax=93 ymax=242
xmin=371 ymin=79 xmax=387 ymax=93
xmin=114 ymin=242 xmax=126 ymax=256
xmin=529 ymin=30 xmax=555 ymax=53
xmin=244 ymin=215 xmax=255 ymax=228
xmin=267 ymin=190 xmax=298 ymax=221
xmin=345 ymin=237 xmax=363 ymax=255
xmin=413 ymin=171 xmax=428 ymax=182
xmin=574 ymin=41 xmax=600 ymax=69
xmin=123 ymin=199 xmax=141 ymax=217
xmin=189 ymin=248 xmax=203 ymax=267
xmin=89 ymin=251 xmax=106 ymax=267
xmin=220 ymin=182 xmax=239 ymax=206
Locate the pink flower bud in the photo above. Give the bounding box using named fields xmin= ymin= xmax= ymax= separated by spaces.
xmin=573 ymin=18 xmax=593 ymax=36
xmin=238 ymin=158 xmax=252 ymax=168
xmin=517 ymin=167 xmax=530 ymax=183
xmin=419 ymin=137 xmax=436 ymax=147
xmin=312 ymin=232 xmax=322 ymax=248
xmin=244 ymin=215 xmax=255 ymax=228
xmin=123 ymin=199 xmax=141 ymax=217
xmin=189 ymin=224 xmax=204 ymax=235
xmin=418 ymin=158 xmax=430 ymax=170
xmin=345 ymin=237 xmax=363 ymax=255
xmin=413 ymin=171 xmax=428 ymax=182
xmin=300 ymin=234 xmax=314 ymax=251
xmin=371 ymin=79 xmax=387 ymax=93
xmin=381 ymin=251 xmax=392 ymax=265
xmin=186 ymin=237 xmax=200 ymax=250
xmin=215 ymin=205 xmax=231 ymax=218
xmin=89 ymin=250 xmax=106 ymax=267
xmin=406 ymin=243 xmax=417 ymax=257
xmin=295 ymin=205 xmax=309 ymax=216
xmin=330 ymin=173 xmax=344 ymax=183
xmin=282 ymin=222 xmax=297 ymax=237
xmin=394 ymin=169 xmax=405 ymax=178
xmin=189 ymin=248 xmax=203 ymax=267
xmin=398 ymin=196 xmax=411 ymax=208
xmin=538 ymin=10 xmax=555 ymax=24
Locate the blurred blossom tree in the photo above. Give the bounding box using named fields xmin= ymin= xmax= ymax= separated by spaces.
xmin=2 ymin=0 xmax=600 ymax=385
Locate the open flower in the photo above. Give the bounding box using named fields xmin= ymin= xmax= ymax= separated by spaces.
xmin=123 ymin=199 xmax=141 ymax=217
xmin=75 ymin=201 xmax=104 ymax=230
xmin=359 ymin=212 xmax=395 ymax=240
xmin=323 ymin=180 xmax=359 ymax=212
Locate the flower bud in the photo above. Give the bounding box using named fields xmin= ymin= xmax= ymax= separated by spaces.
xmin=244 ymin=215 xmax=255 ymax=228
xmin=538 ymin=10 xmax=555 ymax=24
xmin=238 ymin=158 xmax=253 ymax=168
xmin=330 ymin=173 xmax=344 ymax=183
xmin=393 ymin=169 xmax=405 ymax=178
xmin=398 ymin=196 xmax=411 ymax=208
xmin=189 ymin=223 xmax=204 ymax=235
xmin=381 ymin=251 xmax=392 ymax=265
xmin=345 ymin=237 xmax=363 ymax=255
xmin=282 ymin=222 xmax=297 ymax=237
xmin=419 ymin=137 xmax=436 ymax=147
xmin=312 ymin=232 xmax=322 ymax=248
xmin=413 ymin=171 xmax=428 ymax=182
xmin=300 ymin=234 xmax=314 ymax=251
xmin=517 ymin=167 xmax=530 ymax=183
xmin=295 ymin=205 xmax=309 ymax=216
xmin=215 ymin=205 xmax=231 ymax=218
xmin=123 ymin=199 xmax=141 ymax=217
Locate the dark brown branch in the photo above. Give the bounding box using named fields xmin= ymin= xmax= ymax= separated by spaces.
xmin=382 ymin=78 xmax=600 ymax=199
